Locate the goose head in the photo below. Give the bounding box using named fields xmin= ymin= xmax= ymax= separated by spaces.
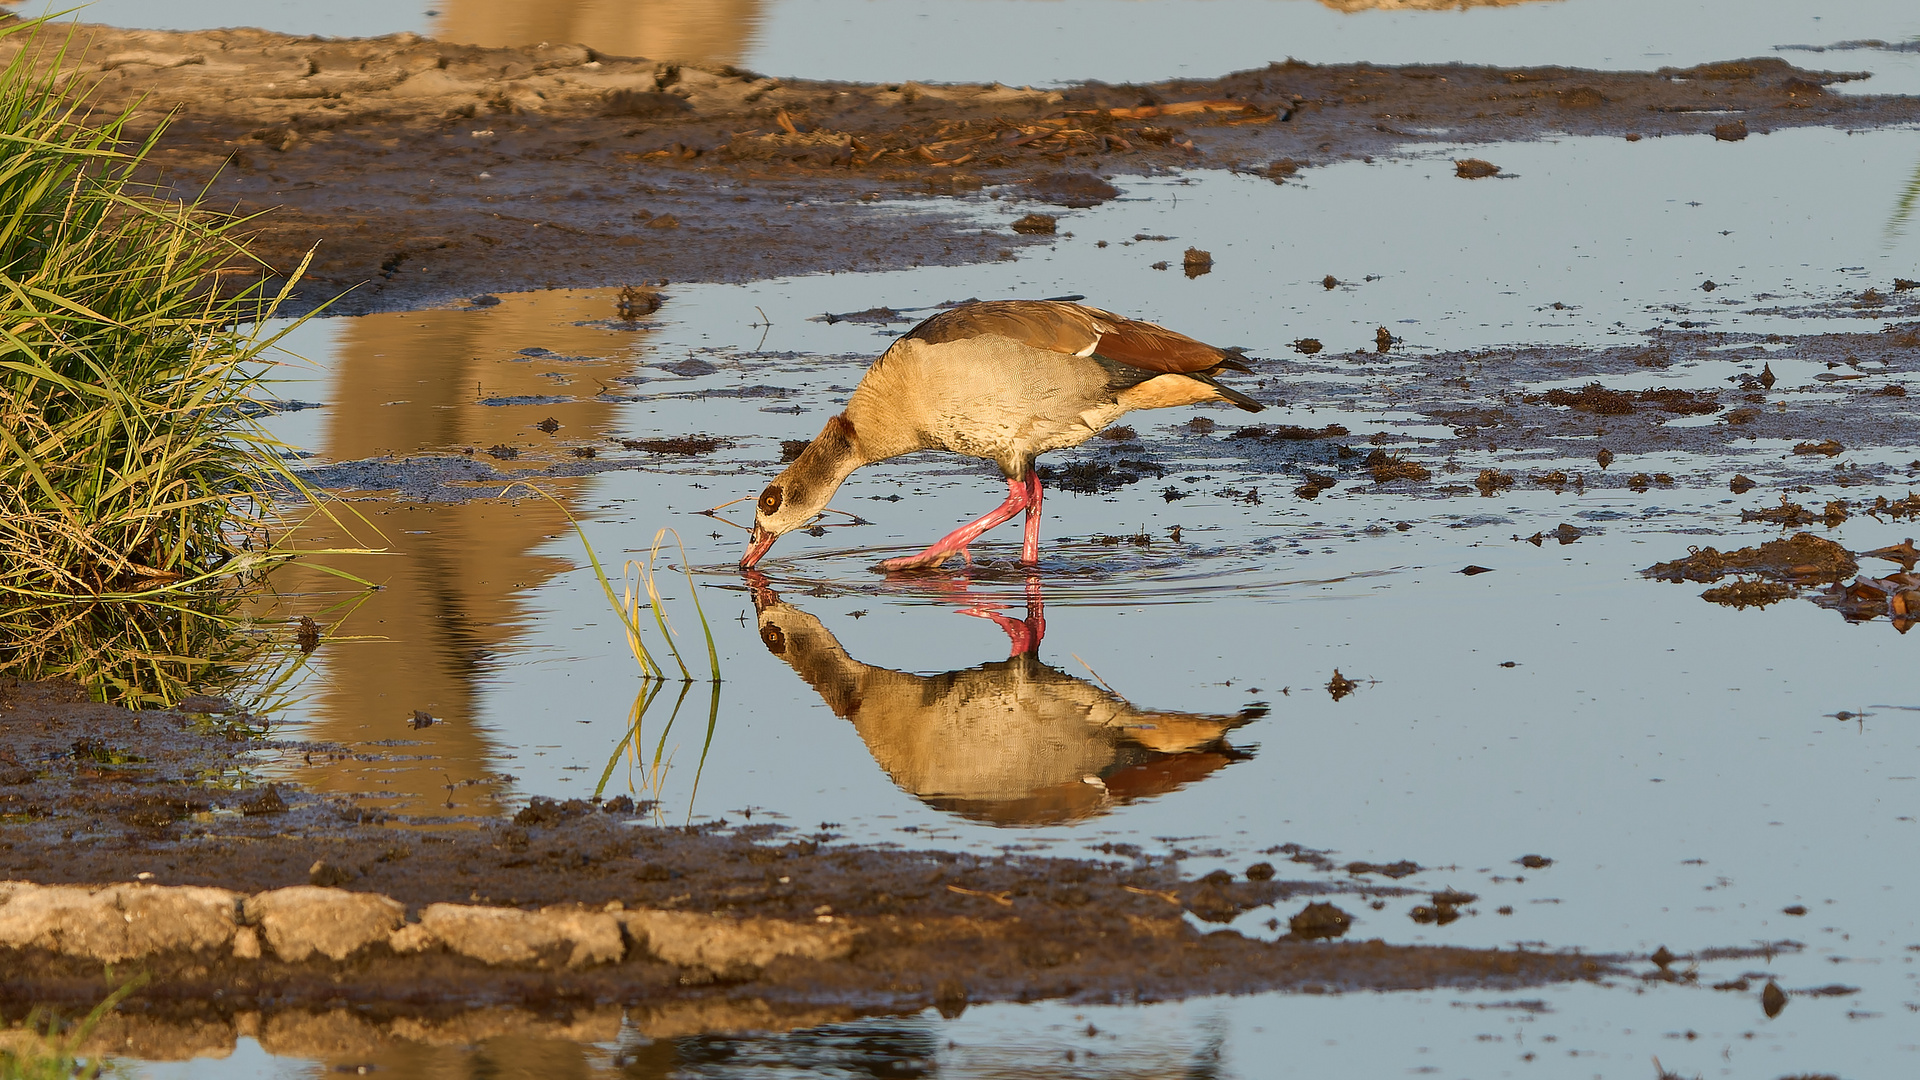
xmin=741 ymin=414 xmax=862 ymax=569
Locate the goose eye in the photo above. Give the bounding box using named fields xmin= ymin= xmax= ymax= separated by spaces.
xmin=760 ymin=625 xmax=786 ymax=655
xmin=758 ymin=485 xmax=783 ymax=515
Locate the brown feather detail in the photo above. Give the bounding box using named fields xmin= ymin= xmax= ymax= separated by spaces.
xmin=1085 ymin=315 xmax=1234 ymax=374
xmin=903 ymin=300 xmax=1235 ymax=375
xmin=902 ymin=300 xmax=1102 ymax=355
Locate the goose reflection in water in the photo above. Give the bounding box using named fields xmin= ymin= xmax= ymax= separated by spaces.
xmin=750 ymin=576 xmax=1264 ymax=827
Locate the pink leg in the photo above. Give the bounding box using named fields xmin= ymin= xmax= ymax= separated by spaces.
xmin=957 ymin=574 xmax=1049 ymax=656
xmin=1020 ymin=472 xmax=1044 ymax=566
xmin=879 ymin=477 xmax=1028 ymax=572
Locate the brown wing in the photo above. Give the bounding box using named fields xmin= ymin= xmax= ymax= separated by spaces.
xmin=902 ymin=300 xmax=1233 ymax=374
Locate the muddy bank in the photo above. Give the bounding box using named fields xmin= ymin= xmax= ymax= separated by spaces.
xmin=5 ymin=20 xmax=1916 ymax=314
xmin=0 ymin=677 xmax=1609 ymax=1017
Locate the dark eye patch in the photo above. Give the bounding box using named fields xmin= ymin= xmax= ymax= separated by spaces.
xmin=760 ymin=625 xmax=786 ymax=655
xmin=758 ymin=485 xmax=783 ymax=514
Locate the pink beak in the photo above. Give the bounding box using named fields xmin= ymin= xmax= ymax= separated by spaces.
xmin=740 ymin=526 xmax=777 ymax=570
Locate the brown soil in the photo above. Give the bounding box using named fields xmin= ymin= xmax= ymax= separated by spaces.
xmin=3 ymin=22 xmax=1913 ymax=314
xmin=0 ymin=678 xmax=1611 ymax=1020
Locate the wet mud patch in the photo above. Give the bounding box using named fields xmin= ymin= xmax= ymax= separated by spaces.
xmin=8 ymin=24 xmax=1916 ymax=313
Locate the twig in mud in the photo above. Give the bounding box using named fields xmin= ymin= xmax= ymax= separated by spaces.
xmin=1072 ymin=653 xmax=1120 ymax=695
xmin=1123 ymin=884 xmax=1183 ymax=905
xmin=946 ymin=884 xmax=1014 ymax=907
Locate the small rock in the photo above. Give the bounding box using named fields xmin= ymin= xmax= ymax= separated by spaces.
xmin=1454 ymin=158 xmax=1500 ymax=179
xmin=1010 ymin=213 xmax=1057 ymax=235
xmin=244 ymin=886 xmax=404 ymax=962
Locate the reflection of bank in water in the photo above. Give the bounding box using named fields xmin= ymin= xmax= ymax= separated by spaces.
xmin=753 ymin=581 xmax=1263 ymax=827
xmin=259 ymin=290 xmax=654 ymax=817
xmin=431 ymin=0 xmax=765 ymax=66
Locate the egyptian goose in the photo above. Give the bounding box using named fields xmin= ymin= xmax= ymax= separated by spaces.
xmin=750 ymin=578 xmax=1262 ymax=825
xmin=738 ymin=299 xmax=1262 ymax=570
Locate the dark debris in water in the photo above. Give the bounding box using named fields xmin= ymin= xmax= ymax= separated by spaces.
xmin=1811 ymin=572 xmax=1920 ymax=632
xmin=1345 ymin=860 xmax=1421 ymax=879
xmin=1364 ymin=450 xmax=1430 ymax=483
xmin=1525 ymin=383 xmax=1720 ymax=416
xmin=616 ymin=435 xmax=730 ymax=455
xmin=812 ymin=306 xmax=919 ymax=326
xmin=1517 ymin=523 xmax=1584 ymax=546
xmin=1231 ymin=422 xmax=1350 ymax=441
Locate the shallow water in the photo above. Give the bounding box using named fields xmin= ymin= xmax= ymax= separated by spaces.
xmin=5 ymin=1 xmax=1917 ymax=1077
xmin=129 ymin=122 xmax=1920 ymax=1077
xmin=37 ymin=0 xmax=1920 ymax=93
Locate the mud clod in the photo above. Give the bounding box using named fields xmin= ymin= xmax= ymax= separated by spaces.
xmin=1700 ymin=579 xmax=1793 ymax=609
xmin=1742 ymin=496 xmax=1815 ymax=527
xmin=1345 ymin=861 xmax=1420 ymax=879
xmin=1529 ymin=383 xmax=1718 ymax=416
xmin=1454 ymin=158 xmax=1500 ymax=178
xmin=239 ymin=785 xmax=287 ymax=816
xmin=1762 ymin=980 xmax=1788 ymax=1018
xmin=1712 ymin=119 xmax=1749 ymax=141
xmin=1793 ymin=440 xmax=1844 ymax=457
xmin=1644 ymin=532 xmax=1858 ymax=585
xmin=1292 ymin=338 xmax=1323 ymax=354
xmin=1729 ymin=474 xmax=1756 ymax=494
xmin=1365 ymin=450 xmax=1430 ymax=483
xmin=1010 ymin=213 xmax=1057 ymax=235
xmin=617 ymin=284 xmax=664 ymax=319
xmin=1024 ymin=171 xmax=1121 ymax=208
xmin=1288 ymin=902 xmax=1353 ymax=940
xmin=1474 ymin=470 xmax=1514 ymax=497
xmin=1375 ymin=326 xmax=1394 ymax=352
xmin=1596 ymin=449 xmax=1614 ymax=469
xmin=1295 ymin=472 xmax=1338 ymax=499
xmin=1326 ymin=670 xmax=1359 ymax=701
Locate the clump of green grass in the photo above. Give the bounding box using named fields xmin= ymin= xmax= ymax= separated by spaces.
xmin=504 ymin=484 xmax=723 ymax=815
xmin=0 ymin=16 xmax=356 ymax=704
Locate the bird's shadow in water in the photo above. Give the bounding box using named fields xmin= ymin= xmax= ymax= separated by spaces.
xmin=745 ymin=572 xmax=1266 ymax=827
